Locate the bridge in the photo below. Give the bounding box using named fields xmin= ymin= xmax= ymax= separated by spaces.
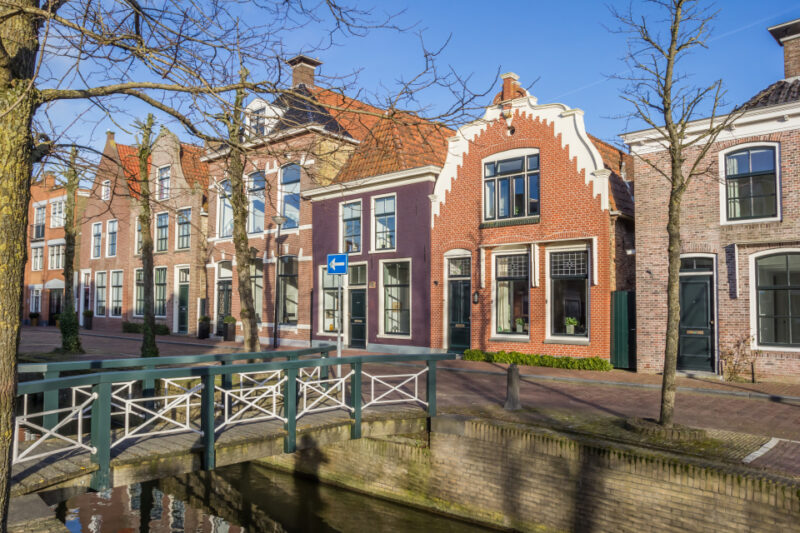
xmin=12 ymin=347 xmax=453 ymax=495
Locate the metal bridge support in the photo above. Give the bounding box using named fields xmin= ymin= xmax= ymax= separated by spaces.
xmin=90 ymin=382 xmax=112 ymax=490
xmin=42 ymin=370 xmax=59 ymax=430
xmin=201 ymin=374 xmax=216 ymax=470
xmin=427 ymin=360 xmax=437 ymax=417
xmin=283 ymin=367 xmax=298 ymax=453
xmin=350 ymin=362 xmax=362 ymax=439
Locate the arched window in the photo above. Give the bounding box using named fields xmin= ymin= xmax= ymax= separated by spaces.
xmin=756 ymin=253 xmax=800 ymax=347
xmin=248 ymin=172 xmax=265 ymax=233
xmin=280 ymin=164 xmax=301 ymax=229
xmin=725 ymin=147 xmax=777 ymax=221
xmin=218 ymin=180 xmax=233 ymax=238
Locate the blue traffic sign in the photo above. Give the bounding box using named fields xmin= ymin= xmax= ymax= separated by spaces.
xmin=327 ymin=253 xmax=348 ymax=275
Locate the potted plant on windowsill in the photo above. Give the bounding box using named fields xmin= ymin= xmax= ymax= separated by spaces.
xmin=223 ymin=315 xmax=236 ymax=341
xmin=515 ymin=317 xmax=525 ymax=333
xmin=198 ymin=316 xmax=211 ymax=339
xmin=82 ymin=309 xmax=93 ymax=330
xmin=565 ymin=316 xmax=579 ymax=335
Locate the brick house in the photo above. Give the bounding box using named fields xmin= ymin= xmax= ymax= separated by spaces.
xmin=304 ymin=114 xmax=451 ymax=351
xmin=23 ymin=173 xmax=89 ymax=326
xmin=430 ymin=73 xmax=635 ymax=358
xmin=79 ymin=129 xmax=209 ymax=334
xmin=623 ymin=19 xmax=800 ymax=379
xmin=203 ymin=56 xmax=382 ymax=345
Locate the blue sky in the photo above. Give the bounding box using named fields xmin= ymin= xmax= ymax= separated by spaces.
xmin=47 ymin=1 xmax=800 ymax=153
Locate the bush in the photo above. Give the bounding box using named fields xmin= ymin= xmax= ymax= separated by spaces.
xmin=82 ymin=309 xmax=93 ymax=317
xmin=462 ymin=349 xmax=613 ymax=371
xmin=223 ymin=315 xmax=237 ymax=324
xmin=198 ymin=315 xmax=211 ymax=323
xmin=122 ymin=321 xmax=170 ymax=335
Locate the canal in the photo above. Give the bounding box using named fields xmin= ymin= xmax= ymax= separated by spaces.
xmin=56 ymin=462 xmax=492 ymax=532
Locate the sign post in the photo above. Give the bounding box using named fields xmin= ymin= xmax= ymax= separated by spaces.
xmin=327 ymin=253 xmax=348 ymax=377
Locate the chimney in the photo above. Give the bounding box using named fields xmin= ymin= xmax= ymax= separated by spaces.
xmin=286 ymin=55 xmax=323 ymax=87
xmin=769 ymin=18 xmax=800 ymax=79
xmin=500 ymin=72 xmax=520 ymax=102
xmin=106 ymin=130 xmax=115 ymax=145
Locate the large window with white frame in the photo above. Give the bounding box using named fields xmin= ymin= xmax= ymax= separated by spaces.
xmin=50 ymin=200 xmax=65 ymax=227
xmin=755 ymin=253 xmax=800 ymax=347
xmin=724 ymin=147 xmax=778 ymax=221
xmin=30 ymin=288 xmax=41 ymax=313
xmin=154 ymin=267 xmax=167 ymax=317
xmin=248 ymin=172 xmax=265 ymax=234
xmin=48 ymin=244 xmax=65 ymax=270
xmin=31 ymin=246 xmax=43 ymax=271
xmin=110 ymin=271 xmax=123 ymax=317
xmin=106 ymin=220 xmax=117 ymax=257
xmin=278 ymin=256 xmax=298 ymax=324
xmin=342 ymin=201 xmax=361 ymax=253
xmin=156 ymin=213 xmax=168 ymax=252
xmin=92 ymin=222 xmax=102 ymax=258
xmin=95 ymin=272 xmax=107 ymax=316
xmin=382 ymin=261 xmax=410 ymax=335
xmin=280 ymin=164 xmax=301 ymax=229
xmin=484 ymin=153 xmax=540 ymax=221
xmin=373 ymin=195 xmax=396 ymax=251
xmin=157 ymin=166 xmax=170 ymax=200
xmin=495 ymin=254 xmax=529 ymax=335
xmin=32 ymin=205 xmax=45 ymax=239
xmin=321 ymin=267 xmax=340 ymax=333
xmin=134 ymin=269 xmax=145 ymax=316
xmin=177 ymin=208 xmax=191 ymax=249
xmin=218 ymin=180 xmax=233 ymax=238
xmin=550 ymin=250 xmax=589 ymax=337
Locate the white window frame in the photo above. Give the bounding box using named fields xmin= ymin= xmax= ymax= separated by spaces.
xmin=94 ymin=271 xmax=107 ymax=317
xmin=175 ymin=207 xmax=192 ymax=250
xmin=481 ymin=148 xmax=541 ymax=224
xmin=101 ymin=180 xmax=111 ymax=201
xmin=172 ymin=264 xmax=191 ymax=332
xmin=31 ymin=245 xmax=44 ymax=271
xmin=157 ymin=165 xmax=171 ymax=200
xmin=377 ymin=257 xmax=412 ymax=339
xmin=154 ymin=266 xmax=168 ymax=318
xmin=442 ymin=249 xmax=472 ymax=350
xmin=215 ymin=179 xmax=234 ymax=240
xmin=106 ymin=219 xmax=118 ymax=257
xmin=339 ymin=198 xmax=362 ymax=254
xmin=33 ymin=204 xmax=46 ymax=226
xmin=91 ymin=222 xmax=102 ymax=259
xmin=50 ymin=199 xmax=65 ymax=228
xmin=679 ymin=253 xmax=719 ymax=372
xmin=370 ymin=193 xmax=397 ymax=253
xmin=134 ymin=218 xmax=143 ymax=256
xmin=109 ymin=269 xmax=124 ymax=318
xmin=48 ymin=243 xmax=65 ymax=270
xmin=155 ymin=211 xmax=169 ymax=252
xmin=132 ymin=267 xmax=144 ymax=317
xmin=317 ymin=265 xmax=342 ymax=338
xmin=748 ymin=248 xmax=800 ymax=353
xmin=247 ymin=172 xmax=266 ymax=234
xmin=544 ymin=242 xmax=592 ymax=345
xmin=718 ymin=141 xmax=781 ymax=226
xmin=489 ymin=246 xmax=531 ymax=342
xmin=30 ymin=287 xmax=41 ymax=313
xmin=278 ymin=163 xmax=301 ymax=230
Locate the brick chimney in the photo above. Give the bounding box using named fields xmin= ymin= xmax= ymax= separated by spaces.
xmin=106 ymin=130 xmax=115 ymax=145
xmin=769 ymin=18 xmax=800 ymax=79
xmin=286 ymin=55 xmax=323 ymax=87
xmin=501 ymin=72 xmax=520 ymax=101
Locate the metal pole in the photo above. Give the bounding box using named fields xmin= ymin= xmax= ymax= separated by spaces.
xmin=337 ymin=274 xmax=342 ymax=377
xmin=273 ymin=222 xmax=281 ymax=350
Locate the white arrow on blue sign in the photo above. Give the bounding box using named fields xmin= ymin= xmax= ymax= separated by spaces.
xmin=327 ymin=253 xmax=348 ymax=275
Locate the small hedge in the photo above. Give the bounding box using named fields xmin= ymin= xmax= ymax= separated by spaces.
xmin=462 ymin=349 xmax=613 ymax=371
xmin=122 ymin=321 xmax=170 ymax=336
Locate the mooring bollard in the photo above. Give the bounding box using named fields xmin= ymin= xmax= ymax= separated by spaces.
xmin=504 ymin=363 xmax=521 ymax=410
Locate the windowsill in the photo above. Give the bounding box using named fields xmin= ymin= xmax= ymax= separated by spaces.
xmin=490 ymin=335 xmax=529 ymax=343
xmin=480 ymin=216 xmax=540 ymax=229
xmin=754 ymin=343 xmax=800 ymax=353
xmin=377 ymin=333 xmax=412 ymax=340
xmin=721 ymin=216 xmax=781 ymax=226
xmin=154 ymin=251 xmax=169 ymax=255
xmin=317 ymin=331 xmax=338 ymax=337
xmin=174 ymin=248 xmax=191 ymax=252
xmin=369 ymin=249 xmax=396 ymax=255
xmin=544 ymin=336 xmax=590 ymax=346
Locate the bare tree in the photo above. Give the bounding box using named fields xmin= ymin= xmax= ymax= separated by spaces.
xmin=58 ymin=146 xmax=83 ymax=353
xmin=614 ymin=0 xmax=740 ymax=427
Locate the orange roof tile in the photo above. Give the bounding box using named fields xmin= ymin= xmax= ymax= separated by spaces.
xmin=116 ymin=143 xmax=149 ymax=197
xmin=179 ymin=143 xmax=209 ymax=189
xmin=588 ymin=134 xmax=634 ymax=217
xmin=310 ymin=87 xmax=386 ymax=141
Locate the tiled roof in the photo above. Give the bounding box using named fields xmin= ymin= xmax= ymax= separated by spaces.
xmin=270 ymin=85 xmax=348 ymax=136
xmin=310 ymin=86 xmax=385 ymax=141
xmin=116 ymin=143 xmax=149 ymax=197
xmin=741 ymin=79 xmax=800 ymax=110
xmin=588 ymin=134 xmax=635 ymax=217
xmin=179 ymin=143 xmax=209 ymax=189
xmin=334 ymin=113 xmax=454 ymax=183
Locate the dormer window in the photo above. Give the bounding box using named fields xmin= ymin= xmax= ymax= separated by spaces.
xmin=251 ymin=108 xmax=266 ymax=136
xmin=484 ymin=152 xmax=540 ymax=221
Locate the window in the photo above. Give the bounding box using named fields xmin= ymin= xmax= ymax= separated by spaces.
xmin=374 ymin=196 xmax=396 ymax=251
xmin=154 ymin=267 xmax=167 ymax=317
xmin=135 ymin=219 xmax=143 ymax=255
xmin=106 ymin=220 xmax=117 ymax=257
xmin=110 ymin=271 xmax=123 ymax=317
xmin=342 ymin=201 xmax=361 ymax=253
xmin=349 ymin=264 xmax=367 ymax=286
xmin=92 ymin=222 xmax=102 ymax=258
xmin=157 ymin=166 xmax=170 ymax=200
xmin=218 ymin=180 xmax=233 ymax=238
xmin=278 ymin=256 xmax=298 ymax=324
xmin=31 ymin=247 xmax=43 ymax=271
xmin=250 ymin=107 xmax=266 ymax=136
xmin=156 ymin=213 xmax=168 ymax=252
xmin=321 ymin=268 xmax=340 ymax=333
xmin=95 ymin=272 xmax=107 ymax=316
xmin=134 ymin=269 xmax=144 ymax=316
xmin=248 ymin=173 xmax=265 ymax=234
xmin=725 ymin=147 xmax=777 ymax=221
xmin=50 ymin=201 xmax=65 ymax=228
xmin=496 ymin=254 xmax=529 ymax=334
xmin=101 ymin=180 xmax=111 ymax=201
xmin=177 ymin=209 xmax=191 ymax=249
xmin=280 ymin=164 xmax=301 ymax=229
xmin=30 ymin=288 xmax=41 ymax=313
xmin=251 ymin=260 xmax=263 ymax=322
xmin=756 ymin=253 xmax=800 ymax=347
xmin=484 ymin=154 xmax=540 ymax=221
xmin=550 ymin=251 xmax=589 ymax=337
xmin=32 ymin=206 xmax=45 ymax=239
xmin=383 ymin=261 xmax=410 ymax=335
xmin=48 ymin=244 xmax=65 ymax=270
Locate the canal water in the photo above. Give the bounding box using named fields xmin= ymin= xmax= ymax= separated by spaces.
xmin=57 ymin=462 xmax=491 ymax=532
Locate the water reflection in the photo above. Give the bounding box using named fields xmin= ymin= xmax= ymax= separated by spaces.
xmin=59 ymin=463 xmax=489 ymax=532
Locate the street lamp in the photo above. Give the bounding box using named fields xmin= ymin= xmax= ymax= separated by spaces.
xmin=271 ymin=215 xmax=287 ymax=349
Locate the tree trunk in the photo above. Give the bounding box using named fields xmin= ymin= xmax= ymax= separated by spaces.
xmin=659 ymin=180 xmax=685 ymax=427
xmin=60 ymin=148 xmax=83 ymax=352
xmin=135 ymin=118 xmax=159 ymax=357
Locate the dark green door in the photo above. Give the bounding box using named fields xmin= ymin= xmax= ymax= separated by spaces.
xmin=178 ymin=268 xmax=190 ymax=334
xmin=678 ymin=276 xmax=714 ymax=371
xmin=216 ymin=280 xmax=232 ymax=336
xmin=448 ymin=280 xmax=471 ymax=353
xmin=349 ymin=289 xmax=366 ymax=349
